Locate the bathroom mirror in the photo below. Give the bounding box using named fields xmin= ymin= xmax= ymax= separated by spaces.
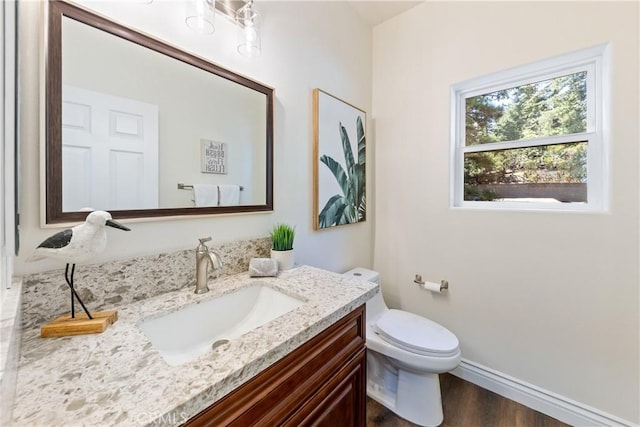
xmin=46 ymin=1 xmax=274 ymax=224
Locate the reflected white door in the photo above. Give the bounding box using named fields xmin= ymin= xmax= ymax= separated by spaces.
xmin=61 ymin=85 xmax=159 ymax=211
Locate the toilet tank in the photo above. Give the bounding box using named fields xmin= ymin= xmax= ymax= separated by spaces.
xmin=343 ymin=267 xmax=379 ymax=284
xmin=343 ymin=267 xmax=387 ymax=320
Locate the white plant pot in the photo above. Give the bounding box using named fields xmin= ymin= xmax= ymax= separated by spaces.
xmin=271 ymin=249 xmax=294 ymax=271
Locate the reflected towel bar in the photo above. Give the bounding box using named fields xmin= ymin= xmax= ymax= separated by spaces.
xmin=178 ymin=183 xmax=244 ymax=190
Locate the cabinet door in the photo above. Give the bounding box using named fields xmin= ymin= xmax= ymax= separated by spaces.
xmin=185 ymin=306 xmax=366 ymax=427
xmin=283 ymin=348 xmax=366 ymax=427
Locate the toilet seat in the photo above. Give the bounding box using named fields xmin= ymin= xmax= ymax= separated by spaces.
xmin=373 ymin=309 xmax=459 ymax=358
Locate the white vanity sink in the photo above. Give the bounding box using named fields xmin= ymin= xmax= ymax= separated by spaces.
xmin=138 ymin=284 xmax=305 ymax=366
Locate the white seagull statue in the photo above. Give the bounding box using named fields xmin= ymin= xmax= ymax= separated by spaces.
xmin=29 ymin=210 xmax=130 ymax=263
xmin=28 ymin=210 xmax=130 ymax=319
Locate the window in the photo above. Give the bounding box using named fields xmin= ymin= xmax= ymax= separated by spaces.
xmin=450 ymin=45 xmax=609 ymax=211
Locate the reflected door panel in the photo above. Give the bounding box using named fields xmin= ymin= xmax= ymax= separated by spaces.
xmin=62 ymin=145 xmax=92 ymax=210
xmin=62 ymin=85 xmax=159 ymax=211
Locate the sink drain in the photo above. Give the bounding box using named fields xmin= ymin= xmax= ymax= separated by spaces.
xmin=211 ymin=339 xmax=230 ymax=350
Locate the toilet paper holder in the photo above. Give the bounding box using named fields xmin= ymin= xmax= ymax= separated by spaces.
xmin=414 ymin=274 xmax=449 ymax=292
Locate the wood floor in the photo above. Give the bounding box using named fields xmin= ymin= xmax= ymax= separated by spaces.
xmin=366 ymin=373 xmax=569 ymax=427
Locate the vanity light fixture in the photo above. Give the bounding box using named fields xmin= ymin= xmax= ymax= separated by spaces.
xmin=236 ymin=0 xmax=261 ymax=57
xmin=186 ymin=0 xmax=216 ymax=35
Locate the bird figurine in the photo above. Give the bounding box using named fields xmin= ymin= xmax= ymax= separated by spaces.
xmin=28 ymin=210 xmax=130 ymax=320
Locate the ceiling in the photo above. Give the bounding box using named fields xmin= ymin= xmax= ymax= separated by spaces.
xmin=164 ymin=1 xmax=422 ymax=29
xmin=347 ymin=1 xmax=422 ymax=26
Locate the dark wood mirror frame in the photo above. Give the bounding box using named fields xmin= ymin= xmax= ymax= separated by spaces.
xmin=46 ymin=0 xmax=274 ymax=224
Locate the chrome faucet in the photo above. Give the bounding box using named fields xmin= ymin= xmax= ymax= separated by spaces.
xmin=194 ymin=237 xmax=224 ymax=294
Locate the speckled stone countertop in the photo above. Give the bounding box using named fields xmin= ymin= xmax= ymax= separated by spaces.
xmin=11 ymin=266 xmax=378 ymax=426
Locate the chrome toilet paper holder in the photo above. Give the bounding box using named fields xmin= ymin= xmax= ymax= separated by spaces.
xmin=414 ymin=274 xmax=449 ymax=291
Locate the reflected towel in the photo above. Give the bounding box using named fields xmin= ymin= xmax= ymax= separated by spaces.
xmin=218 ymin=184 xmax=240 ymax=206
xmin=192 ymin=184 xmax=219 ymax=207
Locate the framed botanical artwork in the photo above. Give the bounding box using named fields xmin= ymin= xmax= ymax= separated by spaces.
xmin=313 ymin=89 xmax=366 ymax=230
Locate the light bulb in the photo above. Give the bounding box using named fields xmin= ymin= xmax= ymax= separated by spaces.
xmin=244 ymin=24 xmax=257 ymax=43
xmin=186 ymin=0 xmax=215 ymax=35
xmin=236 ymin=0 xmax=261 ymax=57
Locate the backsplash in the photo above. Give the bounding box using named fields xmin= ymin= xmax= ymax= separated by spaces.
xmin=22 ymin=237 xmax=271 ymax=329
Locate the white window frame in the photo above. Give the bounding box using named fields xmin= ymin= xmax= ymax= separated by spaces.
xmin=450 ymin=44 xmax=610 ymax=212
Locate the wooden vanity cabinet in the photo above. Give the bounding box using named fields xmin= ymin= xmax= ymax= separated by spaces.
xmin=185 ymin=305 xmax=366 ymax=427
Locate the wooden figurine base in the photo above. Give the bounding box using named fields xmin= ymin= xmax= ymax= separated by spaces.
xmin=41 ymin=310 xmax=118 ymax=338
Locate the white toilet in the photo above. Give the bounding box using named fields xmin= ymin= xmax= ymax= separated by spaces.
xmin=344 ymin=267 xmax=461 ymax=427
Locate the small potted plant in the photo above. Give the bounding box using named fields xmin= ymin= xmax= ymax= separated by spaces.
xmin=270 ymin=223 xmax=295 ymax=270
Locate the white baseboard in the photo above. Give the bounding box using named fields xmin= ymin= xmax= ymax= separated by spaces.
xmin=451 ymin=359 xmax=637 ymax=427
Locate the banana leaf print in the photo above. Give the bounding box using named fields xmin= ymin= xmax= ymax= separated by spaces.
xmin=318 ymin=116 xmax=366 ymax=228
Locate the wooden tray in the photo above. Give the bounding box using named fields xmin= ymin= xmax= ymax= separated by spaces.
xmin=41 ymin=310 xmax=118 ymax=338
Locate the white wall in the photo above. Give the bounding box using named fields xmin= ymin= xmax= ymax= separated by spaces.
xmin=373 ymin=1 xmax=638 ymax=423
xmin=16 ymin=0 xmax=373 ymax=275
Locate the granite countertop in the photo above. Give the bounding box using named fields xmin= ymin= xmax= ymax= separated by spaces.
xmin=11 ymin=265 xmax=378 ymax=426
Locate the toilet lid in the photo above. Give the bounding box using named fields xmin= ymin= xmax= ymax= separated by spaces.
xmin=374 ymin=309 xmax=459 ymax=357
